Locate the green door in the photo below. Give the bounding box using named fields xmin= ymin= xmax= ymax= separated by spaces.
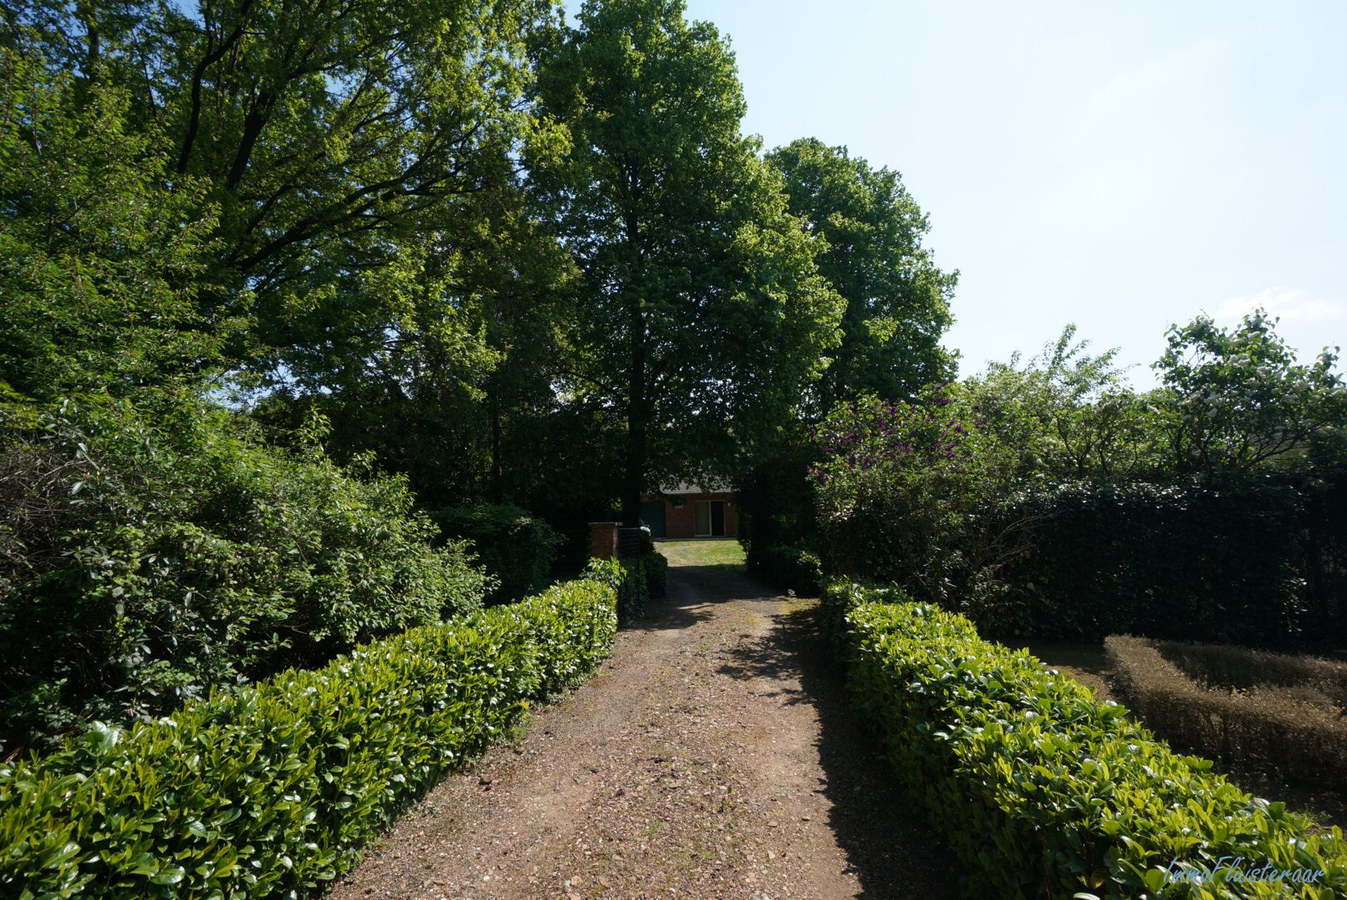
xmin=639 ymin=501 xmax=666 ymax=538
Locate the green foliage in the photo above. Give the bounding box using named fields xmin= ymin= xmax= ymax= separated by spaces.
xmin=746 ymin=544 xmax=821 ymax=595
xmin=531 ymin=0 xmax=844 ymax=520
xmin=0 ymin=49 xmax=224 ymax=401
xmin=0 ymin=569 xmax=617 ymax=899
xmin=990 ymin=478 xmax=1341 ymax=646
xmin=1155 ymin=311 xmax=1345 ymax=479
xmin=821 ymin=579 xmax=1347 ymax=899
xmin=766 ymin=137 xmax=956 ymax=411
xmin=431 ymin=504 xmax=561 ymax=604
xmin=641 ymin=549 xmax=668 ymax=600
xmin=814 ymin=317 xmax=1347 ymax=648
xmin=612 ymin=550 xmax=665 ymax=625
xmin=0 ymin=396 xmax=489 ymax=753
xmin=968 ymin=325 xmax=1165 ymax=479
xmin=737 ymin=447 xmax=823 ymax=592
xmin=617 ymin=555 xmax=650 ymax=626
xmin=814 ymin=386 xmax=1028 ymax=611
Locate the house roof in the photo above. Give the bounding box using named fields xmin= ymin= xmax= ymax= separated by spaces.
xmin=660 ymin=482 xmax=734 ymax=495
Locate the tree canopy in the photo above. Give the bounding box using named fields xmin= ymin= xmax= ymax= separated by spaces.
xmin=767 ymin=137 xmax=956 ymax=413
xmin=531 ymin=0 xmax=843 ymax=521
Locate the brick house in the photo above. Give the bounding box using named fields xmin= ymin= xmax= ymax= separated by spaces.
xmin=639 ymin=484 xmax=738 ymax=539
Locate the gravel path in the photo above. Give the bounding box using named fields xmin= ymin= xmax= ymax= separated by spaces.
xmin=328 ymin=550 xmax=958 ymax=900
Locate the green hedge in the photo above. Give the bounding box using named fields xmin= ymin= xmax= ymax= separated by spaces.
xmin=746 ymin=542 xmax=822 ymax=594
xmin=0 ymin=562 xmax=620 ymax=899
xmin=642 ymin=550 xmax=668 ymax=600
xmin=988 ymin=478 xmax=1347 ymax=648
xmin=821 ymin=579 xmax=1347 ymax=899
xmin=613 ymin=551 xmax=667 ymax=627
xmin=430 ymin=504 xmax=561 ymax=604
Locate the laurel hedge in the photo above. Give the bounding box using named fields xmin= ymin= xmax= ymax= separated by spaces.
xmin=615 ymin=550 xmax=667 ymax=626
xmin=821 ymin=579 xmax=1347 ymax=899
xmin=0 ymin=562 xmax=621 ymax=899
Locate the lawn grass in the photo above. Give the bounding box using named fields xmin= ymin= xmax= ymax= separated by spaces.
xmin=657 ymin=539 xmax=746 ymax=570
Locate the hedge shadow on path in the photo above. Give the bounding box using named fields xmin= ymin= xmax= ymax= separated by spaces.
xmin=717 ymin=600 xmax=962 ymax=899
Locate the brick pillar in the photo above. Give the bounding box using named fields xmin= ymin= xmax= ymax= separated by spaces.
xmin=588 ymin=521 xmax=620 ymax=560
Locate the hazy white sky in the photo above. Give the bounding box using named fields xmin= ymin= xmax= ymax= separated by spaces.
xmin=683 ymin=0 xmax=1347 ymax=386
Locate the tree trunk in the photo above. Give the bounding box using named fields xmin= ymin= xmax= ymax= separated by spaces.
xmin=622 ymin=309 xmax=647 ymax=527
xmin=621 ymin=197 xmax=647 ymax=527
xmin=489 ymin=389 xmax=503 ymax=503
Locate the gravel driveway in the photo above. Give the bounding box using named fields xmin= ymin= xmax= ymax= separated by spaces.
xmin=327 ymin=549 xmax=958 ymax=899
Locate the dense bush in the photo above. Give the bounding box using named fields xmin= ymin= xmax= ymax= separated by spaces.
xmin=617 ymin=559 xmax=645 ymax=626
xmin=617 ymin=551 xmax=665 ymax=626
xmin=0 ymin=398 xmax=490 ymax=754
xmin=821 ymin=579 xmax=1347 ymax=898
xmin=738 ymin=448 xmax=818 ymax=549
xmin=430 ymin=504 xmax=561 ymax=603
xmin=0 ymin=563 xmax=618 ymax=898
xmin=814 ymin=389 xmax=1347 ymax=649
xmin=814 ymin=386 xmax=1029 ymax=611
xmin=747 ymin=543 xmax=822 ymax=595
xmin=1107 ymin=636 xmax=1347 ymax=794
xmin=812 ymin=318 xmax=1347 ymax=650
xmin=641 ymin=549 xmax=668 ymax=600
xmin=986 ymin=478 xmax=1340 ymax=646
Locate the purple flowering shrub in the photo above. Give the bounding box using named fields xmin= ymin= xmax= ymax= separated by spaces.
xmin=812 ymin=385 xmax=1032 ymax=627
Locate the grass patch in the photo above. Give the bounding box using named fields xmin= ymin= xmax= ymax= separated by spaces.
xmin=657 ymin=540 xmax=745 ymax=570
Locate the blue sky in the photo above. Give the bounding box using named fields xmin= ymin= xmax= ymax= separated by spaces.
xmin=683 ymin=0 xmax=1347 ymax=386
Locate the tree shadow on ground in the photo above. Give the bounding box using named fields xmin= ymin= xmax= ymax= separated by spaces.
xmin=626 ymin=563 xmax=777 ymax=633
xmin=718 ymin=601 xmax=963 ymax=898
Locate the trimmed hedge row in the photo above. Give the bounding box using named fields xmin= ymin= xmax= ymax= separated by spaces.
xmin=821 ymin=579 xmax=1347 ymax=899
xmin=0 ymin=562 xmax=621 ymax=899
xmin=1107 ymin=636 xmax=1347 ymax=795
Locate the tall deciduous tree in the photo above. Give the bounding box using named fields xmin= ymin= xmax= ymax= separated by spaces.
xmin=0 ymin=48 xmax=220 ymax=402
xmin=531 ymin=0 xmax=842 ymax=523
xmin=1155 ymin=310 xmax=1345 ymax=479
xmin=9 ymin=0 xmax=562 ymax=389
xmin=767 ymin=138 xmax=956 ymax=412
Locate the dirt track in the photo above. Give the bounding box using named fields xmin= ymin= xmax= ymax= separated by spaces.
xmin=327 ymin=547 xmax=957 ymax=899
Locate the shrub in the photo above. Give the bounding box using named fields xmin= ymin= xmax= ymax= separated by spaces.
xmin=617 ymin=554 xmax=650 ymax=626
xmin=821 ymin=578 xmax=1347 ymax=898
xmin=0 ymin=563 xmax=619 ymax=899
xmin=0 ymin=398 xmax=490 ymax=754
xmin=641 ymin=550 xmax=668 ymax=600
xmin=988 ymin=478 xmax=1337 ymax=647
xmin=611 ymin=550 xmax=667 ymax=626
xmin=813 ymin=388 xmax=1033 ymax=613
xmin=747 ymin=543 xmax=821 ymax=594
xmin=1107 ymin=636 xmax=1347 ymax=794
xmin=430 ymin=504 xmax=561 ymax=603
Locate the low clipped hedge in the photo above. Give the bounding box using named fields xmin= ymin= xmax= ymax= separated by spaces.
xmin=821 ymin=579 xmax=1347 ymax=899
xmin=1107 ymin=636 xmax=1347 ymax=794
xmin=0 ymin=562 xmax=621 ymax=899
